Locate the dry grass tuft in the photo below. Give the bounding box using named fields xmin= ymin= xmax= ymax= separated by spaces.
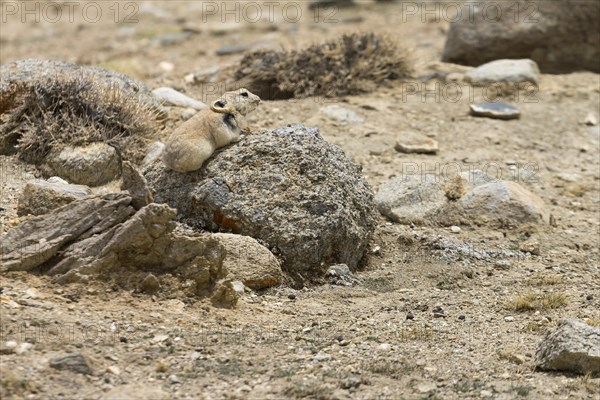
xmin=0 ymin=76 xmax=157 ymax=163
xmin=235 ymin=33 xmax=412 ymax=99
xmin=526 ymin=273 xmax=563 ymax=287
xmin=505 ymin=291 xmax=568 ymax=312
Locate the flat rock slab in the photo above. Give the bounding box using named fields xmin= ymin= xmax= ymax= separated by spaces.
xmin=1 ymin=192 xmax=282 ymax=299
xmin=465 ymin=59 xmax=540 ymax=85
xmin=17 ymin=178 xmax=91 ymax=216
xmin=470 ymin=102 xmax=520 ymax=120
xmin=49 ymin=353 xmax=94 ymax=375
xmin=395 ymin=133 xmax=439 ymax=154
xmin=536 ymin=318 xmax=600 ymax=375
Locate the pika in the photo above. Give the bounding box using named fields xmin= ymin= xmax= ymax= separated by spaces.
xmin=162 ymin=88 xmax=261 ymax=172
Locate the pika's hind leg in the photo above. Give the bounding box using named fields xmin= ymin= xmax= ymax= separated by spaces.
xmin=163 ymin=138 xmax=214 ymax=172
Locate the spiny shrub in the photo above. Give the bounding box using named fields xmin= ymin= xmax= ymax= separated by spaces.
xmin=0 ymin=75 xmax=157 ymax=163
xmin=235 ymin=33 xmax=412 ymax=99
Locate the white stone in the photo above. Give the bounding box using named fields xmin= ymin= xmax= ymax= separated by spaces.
xmin=377 ymin=343 xmax=391 ymax=352
xmin=319 ymin=105 xmax=364 ymax=125
xmin=152 ymin=87 xmax=208 ymax=110
xmin=158 ymin=61 xmax=174 ymax=72
xmin=465 ymin=59 xmax=540 ymax=85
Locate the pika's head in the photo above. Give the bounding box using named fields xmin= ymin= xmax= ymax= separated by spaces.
xmin=211 ymin=88 xmax=261 ymax=116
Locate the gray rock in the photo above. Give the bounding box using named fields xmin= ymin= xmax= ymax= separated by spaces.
xmin=189 ymin=66 xmax=223 ymax=84
xmin=326 ymin=264 xmax=358 ymax=286
xmin=319 ymin=105 xmax=364 ymax=125
xmin=211 ymin=233 xmax=283 ymax=290
xmin=216 ymin=44 xmax=254 ymax=56
xmin=42 ymin=143 xmax=121 ymax=186
xmin=154 ymin=32 xmax=192 ymax=46
xmin=465 ymin=59 xmax=540 ymax=85
xmin=121 ymin=161 xmax=153 ymax=210
xmin=375 ymin=174 xmax=448 ymax=225
xmin=469 ymin=102 xmax=520 ymax=120
xmin=151 ymin=87 xmax=207 ymax=110
xmin=536 ymin=318 xmax=600 ymax=374
xmin=140 ymin=273 xmax=161 ymax=294
xmin=142 ymin=141 xmax=166 ymax=168
xmin=375 ymin=171 xmax=548 ymax=227
xmin=210 ymin=280 xmax=239 ymax=308
xmin=144 ymin=124 xmax=375 ymax=282
xmin=446 ymin=180 xmax=549 ymax=226
xmin=327 ymin=263 xmax=351 ymax=277
xmin=49 ymin=353 xmax=94 ymax=375
xmin=1 ymin=192 xmax=136 ymax=272
xmin=442 ymin=1 xmax=600 ymax=73
xmin=0 ymin=59 xmax=164 ymax=113
xmin=17 ymin=178 xmax=91 ymax=216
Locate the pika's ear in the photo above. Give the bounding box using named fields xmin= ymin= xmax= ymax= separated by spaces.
xmin=211 ymin=99 xmax=230 ymax=113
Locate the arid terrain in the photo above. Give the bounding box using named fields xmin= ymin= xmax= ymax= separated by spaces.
xmin=1 ymin=1 xmax=599 ymax=399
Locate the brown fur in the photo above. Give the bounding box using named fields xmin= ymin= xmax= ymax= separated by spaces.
xmin=162 ymin=88 xmax=260 ymax=173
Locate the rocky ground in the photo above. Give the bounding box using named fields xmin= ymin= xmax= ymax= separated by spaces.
xmin=1 ymin=1 xmax=599 ymax=399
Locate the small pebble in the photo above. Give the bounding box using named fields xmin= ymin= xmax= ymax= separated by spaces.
xmin=288 ymin=293 xmax=296 ymax=300
xmin=469 ymin=101 xmax=520 ymax=120
xmin=107 ymin=365 xmax=121 ymax=375
xmin=341 ymin=377 xmax=361 ymax=389
xmin=158 ymin=61 xmax=174 ymax=72
xmin=458 ymin=315 xmax=465 ymax=320
xmin=377 ymin=343 xmax=391 ymax=352
xmin=450 ymin=226 xmax=461 ymax=233
xmin=586 ymin=294 xmax=593 ymax=300
xmin=406 ymin=313 xmax=414 ymax=320
xmin=140 ymin=274 xmax=161 ymax=294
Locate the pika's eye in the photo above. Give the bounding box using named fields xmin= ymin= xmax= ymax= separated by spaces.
xmin=241 ymin=91 xmax=248 ymax=97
